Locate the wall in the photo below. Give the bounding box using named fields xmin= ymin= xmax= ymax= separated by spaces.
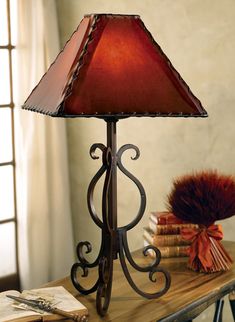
xmin=56 ymin=1 xmax=235 ymax=320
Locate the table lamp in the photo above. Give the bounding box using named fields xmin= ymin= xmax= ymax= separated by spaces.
xmin=22 ymin=14 xmax=208 ymax=316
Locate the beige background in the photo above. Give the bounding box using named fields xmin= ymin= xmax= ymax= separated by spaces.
xmin=56 ymin=1 xmax=235 ymax=321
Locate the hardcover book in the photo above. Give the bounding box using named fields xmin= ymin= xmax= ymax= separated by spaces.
xmin=149 ymin=219 xmax=198 ymax=235
xmin=0 ymin=286 xmax=88 ymax=322
xmin=143 ymin=227 xmax=191 ymax=247
xmin=143 ymin=239 xmax=189 ymax=258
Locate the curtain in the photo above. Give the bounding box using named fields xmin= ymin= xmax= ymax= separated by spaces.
xmin=15 ymin=0 xmax=74 ymax=289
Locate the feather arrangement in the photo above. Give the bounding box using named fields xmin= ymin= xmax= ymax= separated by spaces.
xmin=167 ymin=170 xmax=235 ymax=273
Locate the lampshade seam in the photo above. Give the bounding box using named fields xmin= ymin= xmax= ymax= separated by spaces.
xmin=58 ymin=15 xmax=100 ymax=116
xmin=21 ymin=19 xmax=86 ymax=114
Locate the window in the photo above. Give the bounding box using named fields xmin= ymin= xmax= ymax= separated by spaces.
xmin=0 ymin=0 xmax=20 ymax=291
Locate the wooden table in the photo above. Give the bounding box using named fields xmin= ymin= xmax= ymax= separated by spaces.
xmin=46 ymin=241 xmax=235 ymax=321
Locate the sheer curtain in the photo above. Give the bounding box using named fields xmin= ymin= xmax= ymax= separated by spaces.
xmin=15 ymin=0 xmax=74 ymax=289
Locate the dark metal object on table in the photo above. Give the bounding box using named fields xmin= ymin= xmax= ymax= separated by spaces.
xmin=71 ymin=119 xmax=171 ymax=316
xmin=229 ymin=291 xmax=235 ymax=320
xmin=6 ymin=294 xmax=88 ymax=322
xmin=213 ymin=298 xmax=224 ymax=322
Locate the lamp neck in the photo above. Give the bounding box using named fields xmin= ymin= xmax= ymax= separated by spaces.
xmin=106 ymin=119 xmax=118 ymax=151
xmin=105 ymin=119 xmax=118 ymax=257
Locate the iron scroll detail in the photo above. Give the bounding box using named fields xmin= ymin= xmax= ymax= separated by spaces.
xmin=117 ymin=144 xmax=171 ymax=298
xmin=116 ymin=144 xmax=146 ymax=231
xmin=71 ymin=136 xmax=171 ymax=316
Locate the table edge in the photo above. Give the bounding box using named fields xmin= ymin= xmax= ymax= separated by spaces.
xmin=159 ymin=279 xmax=235 ymax=322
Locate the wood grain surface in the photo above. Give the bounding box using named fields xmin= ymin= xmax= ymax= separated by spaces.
xmin=45 ymin=241 xmax=235 ymax=322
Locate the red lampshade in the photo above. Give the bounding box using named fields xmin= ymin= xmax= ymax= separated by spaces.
xmin=22 ymin=14 xmax=207 ymax=118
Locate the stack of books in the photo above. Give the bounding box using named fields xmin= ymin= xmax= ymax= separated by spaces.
xmin=143 ymin=211 xmax=198 ymax=258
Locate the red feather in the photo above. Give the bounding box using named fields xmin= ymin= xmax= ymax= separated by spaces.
xmin=167 ymin=170 xmax=235 ymax=227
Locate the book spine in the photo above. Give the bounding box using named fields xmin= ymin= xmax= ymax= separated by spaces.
xmin=150 ymin=211 xmax=184 ymax=225
xmin=143 ymin=239 xmax=189 ymax=258
xmin=143 ymin=228 xmax=191 ymax=246
xmin=149 ymin=220 xmax=198 ymax=235
xmin=153 ymin=234 xmax=190 ymax=246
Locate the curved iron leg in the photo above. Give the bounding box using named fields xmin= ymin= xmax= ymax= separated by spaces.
xmin=96 ymin=233 xmax=113 ymax=316
xmin=118 ymin=230 xmax=171 ymax=299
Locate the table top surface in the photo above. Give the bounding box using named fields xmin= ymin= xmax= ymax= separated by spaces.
xmin=46 ymin=241 xmax=235 ymax=322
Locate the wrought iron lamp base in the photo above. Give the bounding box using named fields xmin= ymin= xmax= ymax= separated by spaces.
xmin=71 ymin=119 xmax=171 ymax=316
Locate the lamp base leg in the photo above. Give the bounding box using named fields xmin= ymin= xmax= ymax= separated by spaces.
xmin=71 ymin=230 xmax=170 ymax=316
xmin=71 ymin=121 xmax=171 ymax=316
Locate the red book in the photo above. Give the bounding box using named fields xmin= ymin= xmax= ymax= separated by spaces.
xmin=150 ymin=211 xmax=184 ymax=225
